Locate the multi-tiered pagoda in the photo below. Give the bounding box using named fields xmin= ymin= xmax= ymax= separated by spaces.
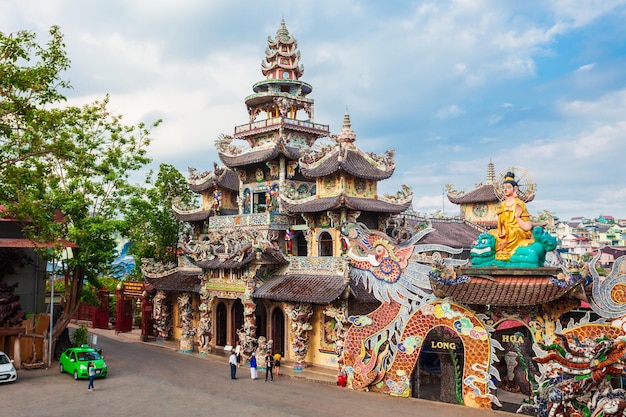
xmin=146 ymin=20 xmax=407 ymax=366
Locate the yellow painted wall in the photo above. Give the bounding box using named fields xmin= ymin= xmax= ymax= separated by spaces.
xmin=301 ymin=305 xmax=339 ymax=369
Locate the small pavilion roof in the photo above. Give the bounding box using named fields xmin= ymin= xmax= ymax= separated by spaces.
xmin=188 ymin=164 xmax=240 ymax=193
xmin=280 ymin=194 xmax=411 ymax=214
xmin=218 ymin=141 xmax=301 ymax=168
xmin=253 ymin=274 xmax=348 ymax=304
xmin=144 ymin=270 xmax=202 ymax=293
xmin=299 ymin=114 xmax=395 ymax=180
xmin=431 ymin=267 xmax=581 ymax=306
xmin=447 ymin=183 xmax=535 ymax=204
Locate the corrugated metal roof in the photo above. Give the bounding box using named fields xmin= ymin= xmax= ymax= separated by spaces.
xmin=253 ymin=274 xmax=347 ymax=304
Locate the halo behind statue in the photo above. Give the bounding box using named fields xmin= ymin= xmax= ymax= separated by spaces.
xmin=494 ymin=166 xmax=536 ymax=202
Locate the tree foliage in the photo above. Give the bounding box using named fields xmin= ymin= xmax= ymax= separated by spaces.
xmin=120 ymin=163 xmax=195 ymax=279
xmin=1 ymin=26 xmax=161 ymax=363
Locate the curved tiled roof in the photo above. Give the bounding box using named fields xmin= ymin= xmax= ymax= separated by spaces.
xmin=144 ymin=270 xmax=202 ymax=293
xmin=300 ymin=147 xmax=394 ymax=180
xmin=447 ymin=184 xmax=498 ymax=204
xmin=299 ymin=114 xmax=395 ymax=180
xmin=280 ymin=194 xmax=411 ymax=214
xmin=188 ymin=166 xmax=239 ymax=193
xmin=345 ymin=196 xmax=411 ymax=213
xmin=191 ymin=247 xmax=289 ymax=270
xmin=218 ymin=141 xmax=301 ymax=167
xmin=253 ymin=274 xmax=347 ymax=304
xmin=280 ymin=195 xmax=341 ymax=213
xmin=418 ymin=219 xmax=486 ymax=249
xmin=431 ymin=267 xmax=580 ymax=306
xmin=447 ymin=183 xmax=535 ymax=204
xmin=171 ymin=208 xmax=212 ymax=222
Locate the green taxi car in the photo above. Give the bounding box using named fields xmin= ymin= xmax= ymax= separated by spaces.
xmin=59 ymin=345 xmax=107 ymax=380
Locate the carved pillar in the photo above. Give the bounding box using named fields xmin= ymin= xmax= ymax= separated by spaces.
xmin=178 ymin=293 xmax=194 ymax=353
xmin=196 ymin=279 xmax=214 ymax=355
xmin=323 ymin=302 xmax=349 ymax=374
xmin=284 ymin=302 xmax=313 ymax=370
xmin=278 ymin=155 xmax=285 ymax=213
xmin=153 ymin=290 xmax=172 ymax=341
xmin=237 ymin=278 xmax=258 ymax=360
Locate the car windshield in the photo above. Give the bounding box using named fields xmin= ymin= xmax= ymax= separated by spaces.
xmin=77 ymin=351 xmax=101 ymax=361
xmin=0 ymin=354 xmax=10 ymax=365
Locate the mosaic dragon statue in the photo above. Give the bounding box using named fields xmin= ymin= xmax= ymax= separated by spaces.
xmin=518 ymin=255 xmax=626 ymax=417
xmin=340 ymin=222 xmax=500 ymax=408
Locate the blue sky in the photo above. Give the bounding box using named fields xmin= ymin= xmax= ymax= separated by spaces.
xmin=3 ymin=0 xmax=626 ymax=221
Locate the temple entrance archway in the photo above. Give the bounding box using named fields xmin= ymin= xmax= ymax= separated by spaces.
xmin=494 ymin=320 xmax=535 ymax=397
xmin=255 ymin=301 xmax=267 ymax=339
xmin=231 ymin=298 xmax=244 ymax=345
xmin=412 ymin=327 xmax=464 ymax=404
xmin=216 ymin=302 xmax=227 ymax=346
xmin=271 ymin=308 xmax=285 ymax=355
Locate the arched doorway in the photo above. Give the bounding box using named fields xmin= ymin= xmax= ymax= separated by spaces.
xmin=231 ymin=299 xmax=244 ymax=345
xmin=271 ymin=308 xmax=285 ymax=356
xmin=494 ymin=321 xmax=535 ymax=397
xmin=255 ymin=301 xmax=267 ymax=339
xmin=413 ymin=327 xmax=464 ymax=404
xmin=216 ymin=302 xmax=227 ymax=347
xmin=318 ymin=231 xmax=333 ymax=256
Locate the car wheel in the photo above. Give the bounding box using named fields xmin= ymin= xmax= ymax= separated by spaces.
xmin=59 ymin=363 xmax=64 ymax=374
xmin=73 ymin=370 xmax=78 ymax=380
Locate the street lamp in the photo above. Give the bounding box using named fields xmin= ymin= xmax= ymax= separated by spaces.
xmin=48 ymin=258 xmax=55 ymax=368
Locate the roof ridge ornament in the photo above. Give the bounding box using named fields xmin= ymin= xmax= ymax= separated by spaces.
xmin=334 ymin=112 xmax=356 ymax=144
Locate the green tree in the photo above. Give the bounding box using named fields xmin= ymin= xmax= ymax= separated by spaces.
xmin=120 ymin=163 xmax=195 ymax=279
xmin=0 ymin=26 xmax=160 ymax=364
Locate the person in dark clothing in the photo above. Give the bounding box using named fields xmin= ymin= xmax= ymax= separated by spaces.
xmin=264 ymin=352 xmax=273 ymax=381
xmin=229 ymin=351 xmax=238 ymax=379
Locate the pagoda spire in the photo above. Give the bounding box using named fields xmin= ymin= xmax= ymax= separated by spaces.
xmin=486 ymin=160 xmax=495 ymax=184
xmin=261 ymin=19 xmax=304 ymax=80
xmin=334 ymin=112 xmax=356 ymax=144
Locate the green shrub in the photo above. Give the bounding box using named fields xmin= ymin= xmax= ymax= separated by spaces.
xmin=72 ymin=325 xmax=89 ymax=347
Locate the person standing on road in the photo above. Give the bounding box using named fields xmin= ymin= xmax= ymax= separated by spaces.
xmin=264 ymin=352 xmax=274 ymax=382
xmin=229 ymin=351 xmax=239 ymax=379
xmin=273 ymin=352 xmax=281 ymax=377
xmin=250 ymin=352 xmax=258 ymax=380
xmin=235 ymin=340 xmax=242 ymax=364
xmin=87 ymin=362 xmax=96 ymax=391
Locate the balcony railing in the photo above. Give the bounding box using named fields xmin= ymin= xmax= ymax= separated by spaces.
xmin=208 ymin=212 xmax=290 ymax=229
xmin=234 ymin=117 xmax=329 ymax=137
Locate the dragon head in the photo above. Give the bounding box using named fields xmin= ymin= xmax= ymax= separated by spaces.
xmin=341 ymin=222 xmax=414 ymax=283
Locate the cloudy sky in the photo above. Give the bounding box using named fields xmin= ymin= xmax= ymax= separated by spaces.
xmin=3 ymin=0 xmax=626 ymax=221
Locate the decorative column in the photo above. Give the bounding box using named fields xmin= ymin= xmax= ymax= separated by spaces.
xmin=153 ymin=290 xmax=172 ymax=341
xmin=196 ymin=282 xmax=214 ymax=355
xmin=323 ymin=302 xmax=349 ymax=375
xmin=284 ymin=302 xmax=313 ymax=371
xmin=237 ymin=278 xmax=257 ymax=359
xmin=178 ymin=293 xmax=194 ymax=353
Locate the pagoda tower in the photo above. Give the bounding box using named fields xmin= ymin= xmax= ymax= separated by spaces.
xmin=215 ymin=18 xmax=330 ymax=216
xmin=163 ymin=19 xmax=408 ymax=368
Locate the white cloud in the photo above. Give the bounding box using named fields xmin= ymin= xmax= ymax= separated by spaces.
xmin=3 ymin=0 xmax=626 ymax=221
xmin=437 ymin=105 xmax=466 ymax=119
xmin=577 ymin=63 xmax=596 ymax=72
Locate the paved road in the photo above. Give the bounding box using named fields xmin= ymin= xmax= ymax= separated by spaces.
xmin=2 ymin=331 xmax=517 ymax=417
